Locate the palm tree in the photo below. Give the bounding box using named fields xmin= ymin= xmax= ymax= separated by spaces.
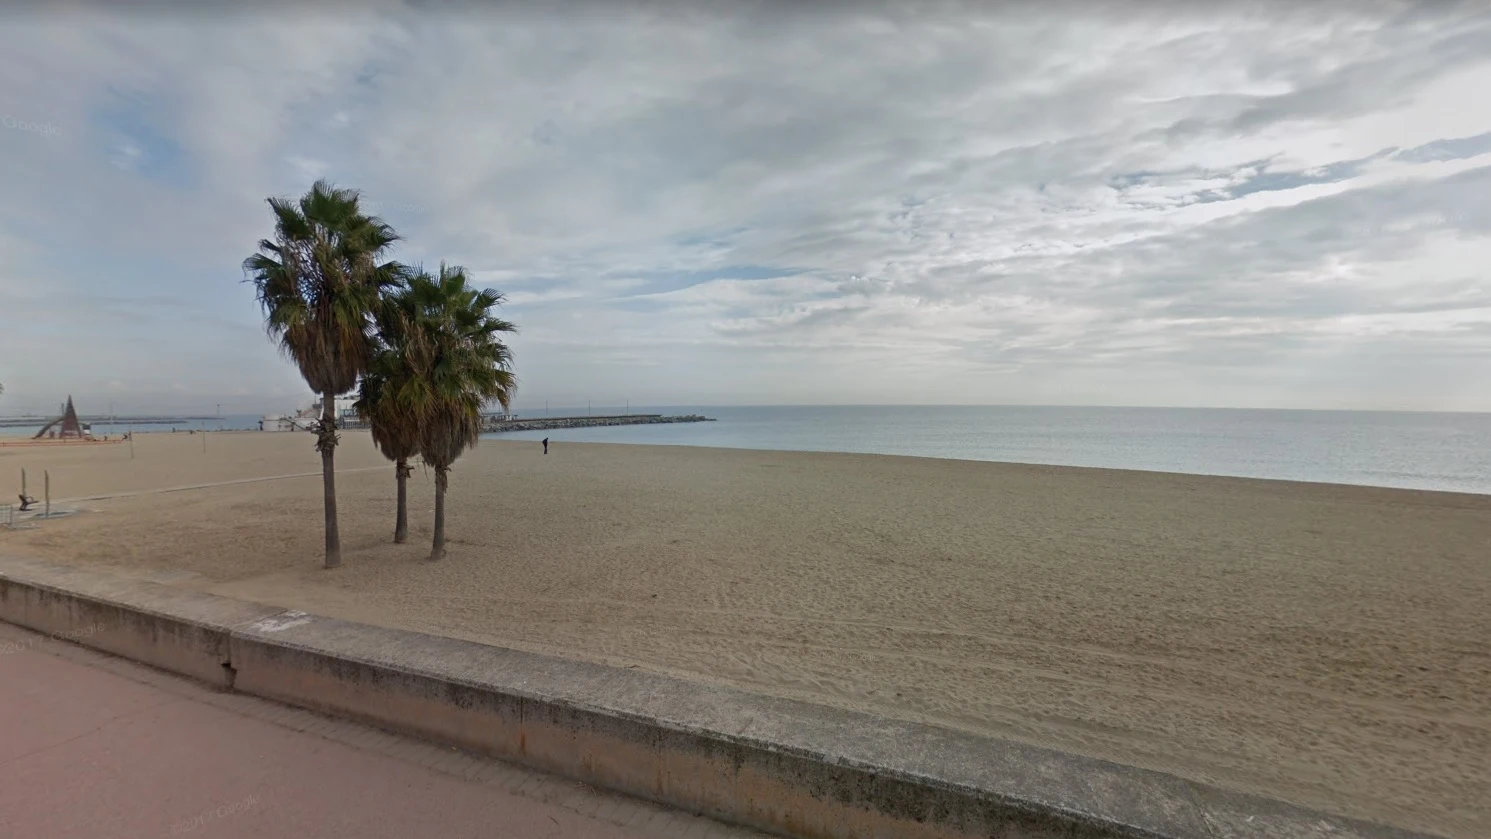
xmin=243 ymin=180 xmax=404 ymax=568
xmin=354 ymin=281 xmax=422 ymax=543
xmin=400 ymin=264 xmax=516 ymax=560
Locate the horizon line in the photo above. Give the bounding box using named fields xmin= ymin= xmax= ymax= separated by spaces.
xmin=3 ymin=403 xmax=1491 ymax=419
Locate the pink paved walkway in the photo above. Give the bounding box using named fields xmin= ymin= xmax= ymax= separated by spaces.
xmin=0 ymin=622 xmax=759 ymax=839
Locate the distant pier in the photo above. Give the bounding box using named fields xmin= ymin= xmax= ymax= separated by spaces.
xmin=480 ymin=413 xmax=714 ymax=433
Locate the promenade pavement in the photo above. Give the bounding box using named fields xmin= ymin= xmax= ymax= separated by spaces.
xmin=0 ymin=620 xmax=764 ymax=839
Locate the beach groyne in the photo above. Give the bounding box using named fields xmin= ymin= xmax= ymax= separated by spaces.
xmin=481 ymin=413 xmax=713 ymax=433
xmin=0 ymin=554 xmax=1435 ymax=839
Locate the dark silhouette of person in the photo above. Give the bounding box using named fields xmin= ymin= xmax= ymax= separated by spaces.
xmin=542 ymin=437 xmax=549 ymax=455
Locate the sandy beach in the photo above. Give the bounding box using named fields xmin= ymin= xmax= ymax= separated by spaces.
xmin=2 ymin=430 xmax=1487 ymax=838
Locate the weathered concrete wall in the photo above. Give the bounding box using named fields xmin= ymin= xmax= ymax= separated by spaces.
xmin=0 ymin=555 xmax=1440 ymax=839
xmin=228 ymin=613 xmax=1114 ymax=839
xmin=0 ymin=556 xmax=281 ymax=687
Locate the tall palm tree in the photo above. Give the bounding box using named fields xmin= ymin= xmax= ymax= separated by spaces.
xmin=400 ymin=264 xmax=516 ymax=560
xmin=354 ymin=281 xmax=422 ymax=543
xmin=243 ymin=180 xmax=404 ymax=568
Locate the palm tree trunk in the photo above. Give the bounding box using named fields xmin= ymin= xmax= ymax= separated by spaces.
xmin=430 ymin=466 xmax=448 ymax=560
xmin=318 ymin=392 xmax=342 ymax=568
xmin=394 ymin=457 xmax=410 ymax=543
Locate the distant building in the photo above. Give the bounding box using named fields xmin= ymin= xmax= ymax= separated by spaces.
xmin=260 ymin=394 xmax=359 ymax=432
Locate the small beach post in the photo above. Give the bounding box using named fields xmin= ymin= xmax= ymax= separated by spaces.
xmin=44 ymin=469 xmax=49 ymax=519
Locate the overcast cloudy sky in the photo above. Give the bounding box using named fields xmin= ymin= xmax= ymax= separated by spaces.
xmin=2 ymin=1 xmax=1490 ymax=415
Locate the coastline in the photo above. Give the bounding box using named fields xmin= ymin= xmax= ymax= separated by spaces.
xmin=8 ymin=404 xmax=1491 ymax=494
xmin=482 ymin=404 xmax=1491 ymax=495
xmin=1 ymin=431 xmax=1487 ymax=837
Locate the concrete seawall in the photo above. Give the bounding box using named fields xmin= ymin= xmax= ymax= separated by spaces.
xmin=0 ymin=555 xmax=1439 ymax=839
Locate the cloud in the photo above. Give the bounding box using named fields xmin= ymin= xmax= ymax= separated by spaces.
xmin=1 ymin=1 xmax=1490 ymax=413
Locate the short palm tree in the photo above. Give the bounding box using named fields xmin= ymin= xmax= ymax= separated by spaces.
xmin=400 ymin=264 xmax=516 ymax=560
xmin=243 ymin=180 xmax=404 ymax=568
xmin=354 ymin=281 xmax=422 ymax=543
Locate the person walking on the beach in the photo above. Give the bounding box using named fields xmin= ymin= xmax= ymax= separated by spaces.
xmin=542 ymin=437 xmax=549 ymax=455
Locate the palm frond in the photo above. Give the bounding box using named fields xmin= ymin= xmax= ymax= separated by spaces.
xmin=364 ymin=263 xmax=519 ymax=471
xmin=242 ymin=181 xmax=408 ymax=397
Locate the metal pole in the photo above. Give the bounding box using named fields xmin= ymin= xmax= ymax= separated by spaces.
xmin=44 ymin=470 xmax=50 ymax=519
xmin=20 ymin=468 xmax=25 ymax=500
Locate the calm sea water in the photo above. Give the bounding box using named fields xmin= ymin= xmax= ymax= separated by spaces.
xmin=0 ymin=414 xmax=265 ymax=437
xmin=488 ymin=405 xmax=1491 ymax=495
xmin=6 ymin=406 xmax=1488 ymax=494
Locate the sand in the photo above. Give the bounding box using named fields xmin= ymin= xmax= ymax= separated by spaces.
xmin=2 ymin=430 xmax=1487 ymax=837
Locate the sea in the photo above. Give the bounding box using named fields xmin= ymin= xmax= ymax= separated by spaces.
xmin=4 ymin=406 xmax=1489 ymax=495
xmin=486 ymin=405 xmax=1491 ymax=495
xmin=0 ymin=414 xmax=266 ymax=437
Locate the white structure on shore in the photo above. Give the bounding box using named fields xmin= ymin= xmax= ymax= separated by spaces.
xmin=260 ymin=396 xmax=358 ymax=432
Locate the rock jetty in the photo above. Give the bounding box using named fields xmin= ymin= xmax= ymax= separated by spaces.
xmin=481 ymin=414 xmax=714 ymax=433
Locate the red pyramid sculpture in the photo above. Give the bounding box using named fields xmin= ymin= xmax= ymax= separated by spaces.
xmin=33 ymin=396 xmax=87 ymax=439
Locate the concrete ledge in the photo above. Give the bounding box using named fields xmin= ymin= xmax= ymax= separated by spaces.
xmin=0 ymin=556 xmax=1442 ymax=839
xmin=0 ymin=555 xmax=282 ymax=687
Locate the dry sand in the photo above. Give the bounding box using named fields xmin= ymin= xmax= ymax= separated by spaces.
xmin=2 ymin=430 xmax=1488 ymax=838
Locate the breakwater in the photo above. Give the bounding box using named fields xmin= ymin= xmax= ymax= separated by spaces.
xmin=481 ymin=413 xmax=713 ymax=433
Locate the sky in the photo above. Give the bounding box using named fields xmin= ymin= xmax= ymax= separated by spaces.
xmin=2 ymin=1 xmax=1490 ymax=415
